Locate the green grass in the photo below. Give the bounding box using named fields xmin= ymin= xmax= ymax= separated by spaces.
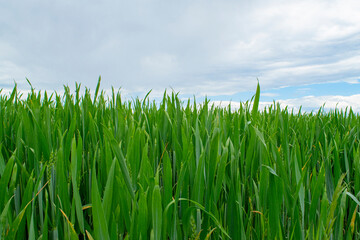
xmin=1 ymin=79 xmax=360 ymax=239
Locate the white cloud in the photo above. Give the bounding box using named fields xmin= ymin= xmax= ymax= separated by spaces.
xmin=262 ymin=55 xmax=360 ymax=87
xmin=214 ymin=0 xmax=360 ymax=91
xmin=211 ymin=93 xmax=360 ymax=113
xmin=277 ymin=94 xmax=360 ymax=112
xmin=262 ymin=92 xmax=279 ymax=97
xmin=140 ymin=53 xmax=178 ymax=76
xmin=344 ymin=78 xmax=360 ymax=84
xmin=0 ymin=61 xmax=29 ymax=86
xmin=0 ymin=0 xmax=360 ymax=96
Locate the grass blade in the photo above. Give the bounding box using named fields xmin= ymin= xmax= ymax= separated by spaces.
xmin=152 ymin=185 xmax=162 ymax=240
xmin=91 ymin=163 xmax=110 ymax=240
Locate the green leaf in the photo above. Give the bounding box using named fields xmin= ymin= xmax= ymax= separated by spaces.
xmin=59 ymin=208 xmax=79 ymax=240
xmin=5 ymin=200 xmax=28 ymax=240
xmin=0 ymin=196 xmax=14 ymax=236
xmin=346 ymin=191 xmax=360 ymax=207
xmin=71 ymin=137 xmax=84 ymax=233
xmin=261 ymin=165 xmax=278 ymax=177
xmin=137 ymin=190 xmax=148 ymax=240
xmin=102 ymin=157 xmax=116 ymax=224
xmin=91 ymin=163 xmax=110 ymax=240
xmin=152 ymin=185 xmax=162 ymax=240
xmin=28 ymin=208 xmax=35 ymax=240
xmin=5 ymin=180 xmax=48 ymax=240
xmin=163 ymin=150 xmax=173 ymax=207
xmin=94 ymin=75 xmax=101 ymax=104
xmin=251 ymin=80 xmax=260 ymax=120
xmin=0 ymin=154 xmax=15 ymax=211
xmin=42 ymin=190 xmax=49 ymax=240
xmin=178 ymin=198 xmax=231 ymax=239
xmin=103 ymin=127 xmax=135 ymax=199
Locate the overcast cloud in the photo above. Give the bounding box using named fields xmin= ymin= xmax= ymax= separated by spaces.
xmin=213 ymin=93 xmax=360 ymax=113
xmin=0 ymin=0 xmax=360 ymax=109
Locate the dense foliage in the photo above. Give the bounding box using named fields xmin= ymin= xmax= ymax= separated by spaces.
xmin=1 ymin=80 xmax=360 ymax=239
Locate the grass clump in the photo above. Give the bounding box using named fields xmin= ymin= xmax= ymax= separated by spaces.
xmin=0 ymin=80 xmax=360 ymax=239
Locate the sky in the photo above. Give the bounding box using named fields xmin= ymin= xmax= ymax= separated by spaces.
xmin=1 ymin=0 xmax=360 ymax=111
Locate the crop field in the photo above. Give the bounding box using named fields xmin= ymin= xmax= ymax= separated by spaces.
xmin=1 ymin=81 xmax=360 ymax=239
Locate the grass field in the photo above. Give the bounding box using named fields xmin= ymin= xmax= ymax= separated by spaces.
xmin=1 ymin=80 xmax=360 ymax=239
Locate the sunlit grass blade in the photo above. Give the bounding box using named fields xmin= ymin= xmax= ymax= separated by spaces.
xmin=251 ymin=80 xmax=260 ymax=120
xmin=152 ymin=185 xmax=162 ymax=240
xmin=103 ymin=127 xmax=135 ymax=200
xmin=91 ymin=162 xmax=110 ymax=240
xmin=102 ymin=156 xmax=116 ymax=224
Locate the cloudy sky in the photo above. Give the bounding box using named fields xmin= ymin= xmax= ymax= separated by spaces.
xmin=1 ymin=0 xmax=360 ymax=111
